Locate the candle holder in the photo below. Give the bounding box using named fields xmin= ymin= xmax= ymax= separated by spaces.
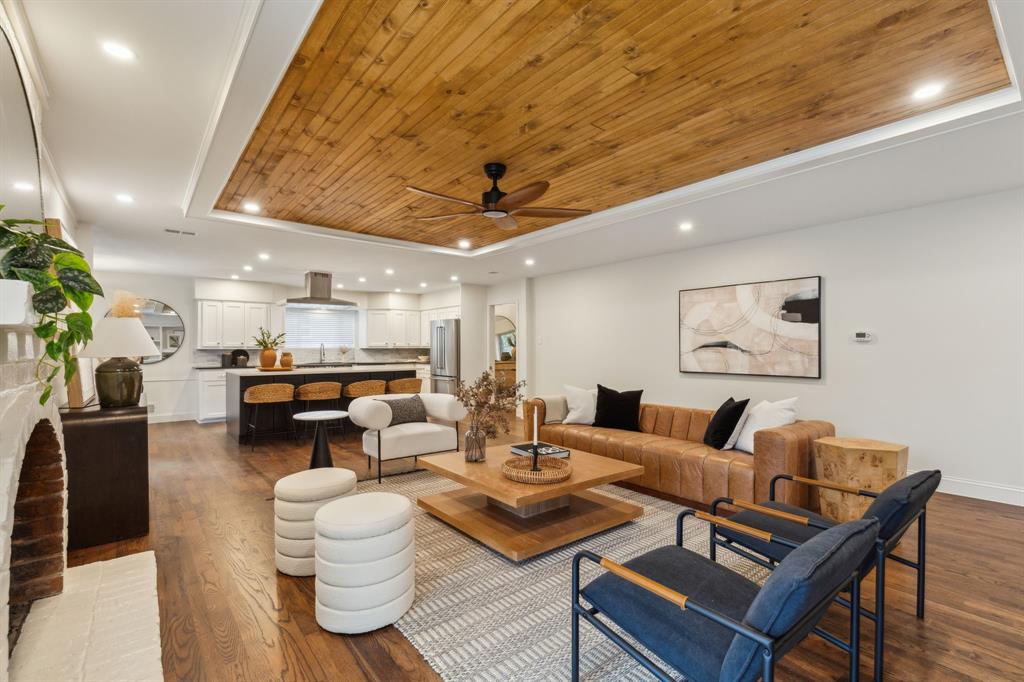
xmin=531 ymin=443 xmax=541 ymax=472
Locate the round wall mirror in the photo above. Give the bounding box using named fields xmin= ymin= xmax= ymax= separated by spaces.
xmin=106 ymin=299 xmax=185 ymax=364
xmin=1 ymin=27 xmax=44 ymax=221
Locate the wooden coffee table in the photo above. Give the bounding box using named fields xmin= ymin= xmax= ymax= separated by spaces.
xmin=417 ymin=446 xmax=644 ymax=561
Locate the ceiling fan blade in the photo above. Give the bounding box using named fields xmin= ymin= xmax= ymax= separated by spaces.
xmin=494 ymin=215 xmax=519 ymax=230
xmin=496 ymin=181 xmax=549 ymax=210
xmin=414 ymin=211 xmax=481 ymax=221
xmin=406 ymin=186 xmax=482 ymax=209
xmin=510 ymin=207 xmax=591 ymax=218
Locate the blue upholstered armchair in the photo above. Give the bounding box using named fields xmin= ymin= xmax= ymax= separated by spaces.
xmin=709 ymin=469 xmax=942 ymax=681
xmin=572 ymin=516 xmax=879 ymax=681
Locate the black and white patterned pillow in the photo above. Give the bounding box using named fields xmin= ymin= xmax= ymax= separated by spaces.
xmin=377 ymin=395 xmax=427 ymax=426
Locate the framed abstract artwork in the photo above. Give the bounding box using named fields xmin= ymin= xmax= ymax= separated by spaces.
xmin=679 ymin=276 xmax=821 ymax=378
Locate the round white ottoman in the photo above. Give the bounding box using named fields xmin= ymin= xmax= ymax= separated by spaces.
xmin=314 ymin=492 xmax=415 ymax=633
xmin=274 ymin=467 xmax=356 ymax=576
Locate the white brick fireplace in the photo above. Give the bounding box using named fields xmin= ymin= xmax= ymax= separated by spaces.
xmin=0 ymin=280 xmax=68 ymax=682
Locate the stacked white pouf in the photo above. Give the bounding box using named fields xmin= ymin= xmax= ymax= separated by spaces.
xmin=314 ymin=491 xmax=415 ymax=633
xmin=274 ymin=468 xmax=357 ymax=576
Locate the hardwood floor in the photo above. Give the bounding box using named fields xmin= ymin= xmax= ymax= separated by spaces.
xmin=68 ymin=420 xmax=1024 ymax=681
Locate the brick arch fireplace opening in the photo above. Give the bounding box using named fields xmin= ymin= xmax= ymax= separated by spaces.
xmin=7 ymin=419 xmax=65 ymax=653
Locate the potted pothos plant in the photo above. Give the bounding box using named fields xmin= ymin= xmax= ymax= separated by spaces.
xmin=0 ymin=204 xmax=104 ymax=404
xmin=252 ymin=326 xmax=286 ymax=368
xmin=454 ymin=369 xmax=525 ymax=462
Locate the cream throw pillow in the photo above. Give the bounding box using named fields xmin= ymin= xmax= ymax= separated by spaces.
xmin=564 ymin=385 xmax=598 ymax=425
xmin=734 ymin=397 xmax=798 ymax=453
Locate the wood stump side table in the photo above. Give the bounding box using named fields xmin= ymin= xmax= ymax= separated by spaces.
xmin=813 ymin=437 xmax=908 ymax=522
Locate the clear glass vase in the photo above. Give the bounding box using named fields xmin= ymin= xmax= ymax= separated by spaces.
xmin=464 ymin=429 xmax=486 ymax=462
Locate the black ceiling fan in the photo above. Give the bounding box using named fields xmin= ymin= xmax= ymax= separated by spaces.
xmin=406 ymin=163 xmax=591 ymax=230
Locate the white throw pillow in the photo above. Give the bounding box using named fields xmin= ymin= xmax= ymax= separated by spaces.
xmin=723 ymin=400 xmax=753 ymax=450
xmin=564 ymin=385 xmax=598 ymax=425
xmin=734 ymin=398 xmax=798 ymax=453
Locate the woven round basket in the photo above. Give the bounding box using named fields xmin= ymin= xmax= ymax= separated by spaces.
xmin=501 ymin=456 xmax=572 ymax=485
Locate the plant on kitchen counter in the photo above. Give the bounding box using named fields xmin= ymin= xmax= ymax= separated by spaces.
xmin=0 ymin=204 xmax=103 ymax=405
xmin=252 ymin=326 xmax=286 ymax=369
xmin=252 ymin=326 xmax=285 ymax=349
xmin=454 ymin=369 xmax=525 ymax=462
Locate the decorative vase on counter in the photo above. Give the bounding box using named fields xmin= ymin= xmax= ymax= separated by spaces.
xmin=259 ymin=349 xmax=277 ymax=368
xmin=280 ymin=352 xmax=293 ymax=369
xmin=464 ymin=429 xmax=486 ymax=462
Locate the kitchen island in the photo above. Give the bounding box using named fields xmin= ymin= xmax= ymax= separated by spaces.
xmin=225 ymin=365 xmax=417 ymax=443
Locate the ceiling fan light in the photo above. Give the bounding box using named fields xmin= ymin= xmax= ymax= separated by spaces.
xmin=482 ymin=209 xmax=508 ymax=218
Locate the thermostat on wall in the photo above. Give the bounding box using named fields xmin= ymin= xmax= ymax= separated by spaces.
xmin=853 ymin=331 xmax=873 ymax=343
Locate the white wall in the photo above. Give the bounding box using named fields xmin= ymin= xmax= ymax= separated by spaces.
xmin=94 ymin=271 xmax=198 ymax=422
xmin=458 ymin=283 xmax=488 ymax=383
xmin=420 ymin=286 xmax=460 ymax=311
xmin=529 ymin=188 xmax=1024 ymax=505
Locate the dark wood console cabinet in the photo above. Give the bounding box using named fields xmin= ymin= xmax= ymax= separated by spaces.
xmin=59 ymin=405 xmax=149 ymax=549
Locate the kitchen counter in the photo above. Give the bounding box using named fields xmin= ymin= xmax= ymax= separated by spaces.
xmin=224 ymin=364 xmax=423 ymax=376
xmin=224 ymin=364 xmax=419 ymax=442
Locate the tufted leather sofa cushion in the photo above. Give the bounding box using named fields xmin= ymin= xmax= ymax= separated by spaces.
xmin=524 ymin=398 xmax=833 ymax=507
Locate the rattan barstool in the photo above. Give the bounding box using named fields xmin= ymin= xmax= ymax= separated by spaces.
xmin=243 ymin=383 xmax=296 ymax=451
xmin=342 ymin=379 xmax=385 ymax=398
xmin=385 ymin=377 xmax=422 ymax=394
xmin=295 ymin=381 xmax=343 ymax=436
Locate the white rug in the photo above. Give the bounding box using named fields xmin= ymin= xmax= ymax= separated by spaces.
xmin=360 ymin=471 xmax=769 ymax=681
xmin=9 ymin=551 xmax=162 ymax=682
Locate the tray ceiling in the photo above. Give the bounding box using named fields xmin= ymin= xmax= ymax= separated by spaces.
xmin=216 ymin=0 xmax=1009 ymax=249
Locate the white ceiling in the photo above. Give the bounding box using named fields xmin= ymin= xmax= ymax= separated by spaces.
xmin=20 ymin=0 xmax=1024 ymax=293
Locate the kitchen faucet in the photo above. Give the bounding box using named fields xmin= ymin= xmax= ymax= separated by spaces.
xmin=320 ymin=343 xmax=325 ymax=363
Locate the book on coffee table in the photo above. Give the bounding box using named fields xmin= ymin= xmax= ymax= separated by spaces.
xmin=510 ymin=442 xmax=570 ymax=458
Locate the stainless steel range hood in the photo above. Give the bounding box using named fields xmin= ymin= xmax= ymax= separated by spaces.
xmin=285 ymin=272 xmax=357 ymax=308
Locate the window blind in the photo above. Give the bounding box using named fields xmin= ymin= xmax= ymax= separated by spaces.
xmin=284 ymin=307 xmax=356 ymax=348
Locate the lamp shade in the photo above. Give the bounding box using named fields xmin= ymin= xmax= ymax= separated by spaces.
xmin=78 ymin=316 xmax=160 ymax=358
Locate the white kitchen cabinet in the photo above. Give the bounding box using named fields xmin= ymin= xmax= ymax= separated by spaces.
xmin=361 ymin=309 xmax=427 ymax=347
xmin=365 ymin=310 xmax=389 ymax=347
xmin=196 ymin=370 xmax=227 ymax=422
xmin=404 ymin=310 xmax=420 ymax=346
xmin=244 ymin=303 xmax=269 ymax=345
xmin=197 ymin=300 xmax=271 ymax=349
xmin=221 ymin=302 xmax=246 ymax=347
xmin=199 ymin=301 xmax=223 ymax=347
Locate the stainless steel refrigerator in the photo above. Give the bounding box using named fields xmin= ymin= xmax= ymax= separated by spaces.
xmin=430 ymin=319 xmax=460 ymax=395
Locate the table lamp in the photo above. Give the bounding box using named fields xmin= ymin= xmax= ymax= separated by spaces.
xmin=78 ymin=316 xmax=159 ymax=408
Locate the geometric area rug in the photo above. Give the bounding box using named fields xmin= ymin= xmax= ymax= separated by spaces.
xmin=356 ymin=472 xmax=770 ymax=681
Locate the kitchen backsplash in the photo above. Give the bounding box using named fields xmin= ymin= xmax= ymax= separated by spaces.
xmin=193 ymin=346 xmax=425 ymax=366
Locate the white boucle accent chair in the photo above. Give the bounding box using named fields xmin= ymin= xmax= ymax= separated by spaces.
xmin=347 ymin=393 xmax=468 ymax=483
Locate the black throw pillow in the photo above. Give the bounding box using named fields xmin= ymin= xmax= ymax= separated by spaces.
xmin=376 ymin=395 xmax=427 ymax=426
xmin=593 ymin=384 xmax=643 ymax=431
xmin=703 ymin=397 xmax=750 ymax=449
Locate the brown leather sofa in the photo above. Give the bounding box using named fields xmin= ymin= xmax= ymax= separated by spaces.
xmin=522 ymin=397 xmax=834 ymax=507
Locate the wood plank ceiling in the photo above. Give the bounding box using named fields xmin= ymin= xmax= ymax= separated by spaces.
xmin=216 ymin=0 xmax=1009 ymax=249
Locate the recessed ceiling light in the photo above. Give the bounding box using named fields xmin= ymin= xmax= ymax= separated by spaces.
xmin=230 ymin=274 xmax=239 ymax=280
xmin=358 ymin=276 xmax=367 ymax=283
xmin=678 ymin=221 xmax=694 ymax=232
xmin=101 ymin=41 xmax=136 ymax=61
xmin=242 ymin=265 xmax=253 ymax=271
xmin=12 ymin=181 xmax=33 ymax=192
xmin=394 ymin=288 xmax=402 ymax=293
xmin=242 ymin=201 xmax=260 ymax=213
xmin=258 ymin=253 xmax=270 ymax=261
xmin=450 ymin=275 xmax=459 ymax=282
xmin=419 ymin=282 xmax=427 ymax=288
xmin=336 ymin=283 xmax=344 ymax=289
xmin=524 ymin=258 xmax=535 ymax=266
xmin=912 ymin=82 xmax=944 ymax=101
xmin=457 ymin=239 xmax=471 ymax=249
xmin=385 ymin=268 xmax=395 ymax=275
xmin=115 ymin=193 xmax=134 ymax=204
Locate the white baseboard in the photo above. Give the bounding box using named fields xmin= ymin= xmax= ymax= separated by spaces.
xmin=911 ymin=470 xmax=1024 ymax=506
xmin=149 ymin=411 xmax=196 ymax=424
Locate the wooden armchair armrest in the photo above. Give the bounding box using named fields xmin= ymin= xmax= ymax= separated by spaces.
xmin=770 ymin=474 xmax=879 ymax=500
xmin=597 ymin=557 xmax=689 ymax=609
